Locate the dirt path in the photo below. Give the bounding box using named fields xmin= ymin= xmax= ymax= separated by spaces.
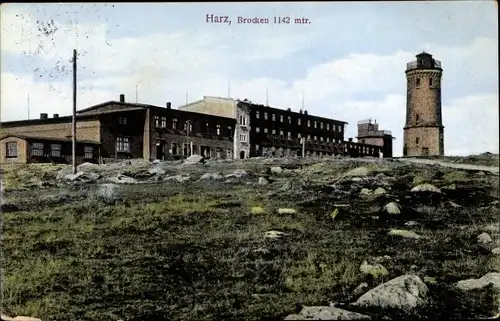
xmin=396 ymin=158 xmax=500 ymax=174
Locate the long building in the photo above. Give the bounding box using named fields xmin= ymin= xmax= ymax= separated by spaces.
xmin=0 ymin=94 xmax=394 ymax=165
xmin=179 ymin=96 xmax=394 ymax=158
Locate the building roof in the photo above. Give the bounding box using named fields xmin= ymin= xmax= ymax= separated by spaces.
xmin=0 ymin=107 xmax=146 ymax=127
xmin=236 ymin=100 xmax=349 ymax=125
xmin=0 ymin=134 xmax=100 ymax=145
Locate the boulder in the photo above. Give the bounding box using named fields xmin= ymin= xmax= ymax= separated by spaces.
xmin=258 ymin=177 xmax=269 ymax=185
xmin=352 ymin=274 xmax=429 ymax=311
xmin=345 ymin=167 xmax=371 ymax=177
xmin=455 ymin=272 xmax=500 ymax=292
xmin=148 ymin=167 xmax=166 ymax=175
xmin=225 ymin=169 xmax=248 ymax=179
xmin=373 ymin=187 xmax=388 ymax=196
xmin=107 ymin=175 xmax=138 ymax=184
xmin=270 ymin=166 xmax=283 ymax=174
xmin=384 ymin=202 xmax=401 ymax=215
xmin=184 ymin=155 xmax=205 ymax=165
xmin=360 ymin=260 xmax=389 ymax=278
xmin=200 ymin=172 xmax=224 ymax=180
xmin=388 ymin=229 xmax=422 ymax=239
xmin=410 ymin=184 xmax=441 ymax=193
xmin=284 ymin=306 xmax=371 ymax=320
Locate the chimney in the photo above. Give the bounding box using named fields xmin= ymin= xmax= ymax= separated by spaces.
xmin=287 ymin=108 xmax=291 ymax=112
xmin=40 ymin=113 xmax=48 ymax=119
xmin=304 ymin=110 xmax=308 ymax=115
xmin=119 ymin=94 xmax=125 ymax=103
xmin=166 ymin=102 xmax=171 ymax=109
xmin=53 ymin=114 xmax=59 ymax=118
xmin=299 ymin=109 xmax=303 ymax=114
xmin=348 ymin=138 xmax=353 ymax=142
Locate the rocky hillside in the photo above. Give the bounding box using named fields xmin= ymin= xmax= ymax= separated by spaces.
xmin=1 ymin=155 xmax=499 ymax=321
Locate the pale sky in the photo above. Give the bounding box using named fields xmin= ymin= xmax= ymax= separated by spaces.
xmin=0 ymin=2 xmax=498 ymax=156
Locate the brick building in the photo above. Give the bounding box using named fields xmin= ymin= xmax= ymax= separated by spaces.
xmin=356 ymin=119 xmax=395 ymax=158
xmin=0 ymin=94 xmax=236 ymax=164
xmin=404 ymin=52 xmax=444 ymax=157
xmin=179 ymin=96 xmax=392 ymax=158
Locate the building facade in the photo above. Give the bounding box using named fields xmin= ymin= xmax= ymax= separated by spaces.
xmin=356 ymin=119 xmax=395 ymax=158
xmin=0 ymin=95 xmax=236 ymax=164
xmin=404 ymin=52 xmax=444 ymax=157
xmin=180 ymin=96 xmax=393 ymax=158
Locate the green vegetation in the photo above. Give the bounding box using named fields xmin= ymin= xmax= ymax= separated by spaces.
xmin=2 ymin=158 xmax=499 ymax=320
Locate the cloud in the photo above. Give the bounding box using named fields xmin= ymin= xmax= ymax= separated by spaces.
xmin=1 ymin=5 xmax=498 ymax=158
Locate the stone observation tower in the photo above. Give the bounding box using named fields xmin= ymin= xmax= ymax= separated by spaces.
xmin=403 ymin=52 xmax=444 ymax=157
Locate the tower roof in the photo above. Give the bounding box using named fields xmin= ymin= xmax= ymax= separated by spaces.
xmin=416 ymin=52 xmax=433 ymax=58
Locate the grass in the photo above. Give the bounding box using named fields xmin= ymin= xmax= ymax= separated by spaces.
xmin=2 ymin=158 xmax=500 ymax=320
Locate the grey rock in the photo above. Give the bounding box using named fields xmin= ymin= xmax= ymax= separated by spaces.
xmin=360 ymin=188 xmax=372 ymax=195
xmin=373 ymin=187 xmax=388 ymax=195
xmin=258 ymin=177 xmax=269 ymax=185
xmin=200 ymin=172 xmax=224 ymax=180
xmin=492 ymin=247 xmax=500 ymax=255
xmin=388 ymin=229 xmax=422 ymax=239
xmin=345 ymin=167 xmax=371 ymax=177
xmin=410 ymin=184 xmax=441 ymax=193
xmin=270 ymin=166 xmax=283 ymax=174
xmin=455 ymin=272 xmax=500 ymax=291
xmin=384 ymin=202 xmax=401 ymax=215
xmin=225 ymin=169 xmax=248 ymax=179
xmin=352 ymin=283 xmax=369 ymax=297
xmin=108 ymin=175 xmax=138 ymax=184
xmin=478 ymin=232 xmax=493 ymax=245
xmin=284 ymin=306 xmax=371 ymax=320
xmin=353 ymin=274 xmax=429 ymax=311
xmin=164 ymin=175 xmax=190 ymax=183
xmin=184 ymin=155 xmax=205 ymax=165
xmin=360 ymin=261 xmax=389 ymax=278
xmin=148 ymin=167 xmax=166 ymax=175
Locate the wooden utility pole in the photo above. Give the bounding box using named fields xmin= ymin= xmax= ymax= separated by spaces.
xmin=72 ymin=49 xmax=77 ymax=174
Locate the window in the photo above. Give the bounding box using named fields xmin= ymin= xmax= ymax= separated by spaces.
xmin=154 ymin=116 xmax=160 ymax=127
xmin=298 ymin=133 xmax=302 ymax=139
xmin=216 ymin=124 xmax=221 ymax=135
xmin=429 ymin=78 xmax=433 ymax=86
xmin=272 ymin=129 xmax=276 ymax=135
xmin=307 ymin=120 xmax=311 ymax=127
xmin=326 ymin=123 xmax=330 ymax=130
xmin=256 ymin=127 xmax=260 ymax=133
xmin=256 ymin=111 xmax=260 ymax=119
xmin=416 ymin=137 xmax=420 ymax=144
xmin=288 ymin=116 xmax=291 ymax=124
xmin=183 ymin=144 xmax=190 ymax=157
xmin=339 ymin=126 xmax=342 ymax=133
xmin=118 ymin=117 xmax=127 ymax=125
xmin=264 ymin=112 xmax=268 ymax=120
xmin=320 ymin=122 xmax=324 ymax=129
xmin=184 ymin=121 xmax=192 ymax=132
xmin=227 ymin=148 xmax=233 ymax=158
xmin=116 ymin=137 xmax=130 ymax=152
xmin=326 ymin=137 xmax=330 ymax=143
xmin=228 ymin=126 xmax=233 ymax=137
xmin=280 ymin=130 xmax=284 ymax=139
xmin=84 ymin=146 xmax=94 ymax=159
xmin=171 ymin=143 xmax=178 ymax=155
xmin=32 ymin=142 xmax=44 ymax=156
xmin=172 ymin=118 xmax=177 ymax=129
xmin=314 ymin=121 xmax=317 ymax=128
xmin=280 ymin=115 xmax=283 ymax=122
xmin=216 ymin=148 xmax=222 ymax=158
xmin=307 ymin=135 xmax=311 ymax=141
xmin=239 ymin=134 xmax=247 ymax=143
xmin=416 ymin=78 xmax=421 ymax=86
xmin=264 ymin=128 xmax=268 ymax=133
xmin=6 ymin=142 xmax=17 ymax=158
xmin=333 ymin=124 xmax=336 ymax=132
xmin=239 ymin=115 xmax=247 ymax=126
xmin=320 ymin=137 xmax=324 ymax=142
xmin=314 ymin=136 xmax=317 ymax=141
xmin=205 ymin=123 xmax=210 ymax=133
xmin=50 ymin=144 xmax=62 ymax=157
xmin=287 ymin=132 xmax=292 ymax=140
xmin=298 ymin=118 xmax=302 ymax=125
xmin=161 ymin=117 xmax=167 ymax=128
xmin=255 ymin=144 xmax=260 ymax=151
xmin=272 ymin=114 xmax=276 ymax=121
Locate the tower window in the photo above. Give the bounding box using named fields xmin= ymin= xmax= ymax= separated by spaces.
xmin=416 ymin=78 xmax=421 ymax=86
xmin=429 ymin=78 xmax=433 ymax=86
xmin=416 ymin=137 xmax=420 ymax=145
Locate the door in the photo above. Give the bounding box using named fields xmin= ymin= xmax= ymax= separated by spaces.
xmin=422 ymin=147 xmax=429 ymax=157
xmin=240 ymin=150 xmax=245 ymax=159
xmin=156 ymin=141 xmax=165 ymax=160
